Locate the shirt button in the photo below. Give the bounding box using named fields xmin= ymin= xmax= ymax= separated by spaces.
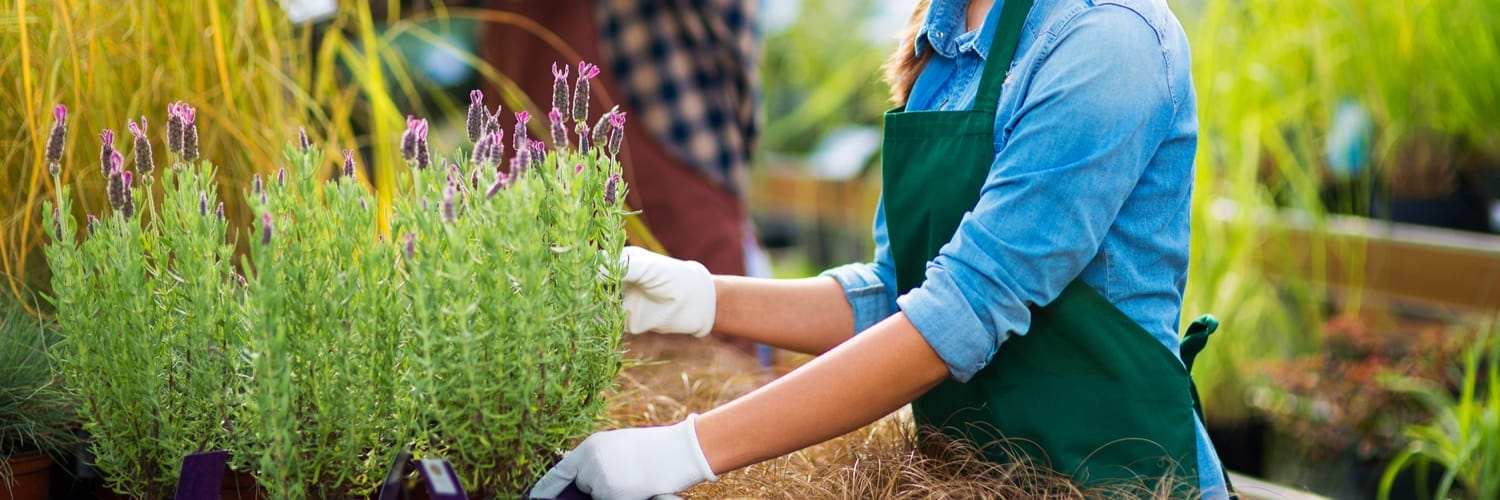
xmin=935 ymin=32 xmax=944 ymax=38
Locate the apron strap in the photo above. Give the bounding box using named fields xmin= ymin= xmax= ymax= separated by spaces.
xmin=1179 ymin=314 xmax=1239 ymax=498
xmin=1179 ymin=314 xmax=1218 ymax=419
xmin=973 ymin=0 xmax=1034 ymax=114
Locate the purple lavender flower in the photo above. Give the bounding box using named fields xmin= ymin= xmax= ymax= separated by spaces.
xmin=215 ymin=202 xmax=224 ymax=220
xmin=573 ymin=62 xmax=600 ymax=123
xmin=121 ymin=170 xmax=136 ymax=218
xmin=548 ymin=108 xmax=569 ymax=150
xmin=466 ymin=90 xmax=486 ymax=143
xmin=199 ymin=192 xmax=208 ymax=217
xmin=342 ymin=149 xmax=357 ymax=178
xmin=528 ymin=139 xmax=546 ymax=168
xmin=51 ymin=206 xmax=62 ymax=240
xmin=591 ymin=108 xmax=615 ymax=152
xmin=513 ymin=111 xmax=530 ymax=152
xmin=470 ymin=132 xmax=493 ymax=166
xmin=106 ymin=153 xmax=126 ymax=211
xmin=512 ymin=146 xmax=531 ymax=177
xmin=441 ymin=187 xmax=456 ymax=222
xmin=298 ymin=126 xmax=312 ymax=153
xmin=551 ymin=62 xmax=571 ymax=122
xmin=414 ymin=118 xmax=431 ymax=170
xmin=607 ymin=112 xmax=626 ymax=158
xmin=44 ymin=104 xmax=66 ymax=176
xmin=167 ymin=103 xmax=185 ymax=154
xmin=178 ymin=104 xmax=199 ymax=162
xmin=128 ymin=118 xmax=154 ymax=174
xmin=484 ymin=106 xmax=502 ymax=137
xmin=577 ymin=122 xmax=593 ymax=156
xmin=401 ymin=115 xmax=419 ymax=162
xmin=404 ymin=233 xmax=416 ymax=259
xmin=485 ymin=171 xmax=510 ymax=199
xmin=252 ymin=173 xmax=263 ymax=196
xmin=261 ymin=214 xmax=273 ymax=245
xmin=99 ymin=129 xmax=116 ymax=178
xmin=86 ymin=214 xmax=99 ymax=236
xmin=469 ymin=165 xmax=482 ymax=190
xmin=574 ymin=163 xmax=584 ymax=175
xmin=276 ymin=167 xmax=286 ymax=187
xmin=604 ymin=173 xmax=621 ymax=205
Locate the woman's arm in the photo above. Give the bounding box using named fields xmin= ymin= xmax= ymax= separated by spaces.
xmin=711 ymin=275 xmax=857 ymax=355
xmin=695 ymin=312 xmax=950 ymax=473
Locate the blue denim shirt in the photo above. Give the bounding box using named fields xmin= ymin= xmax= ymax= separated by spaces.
xmin=820 ymin=0 xmax=1227 ymax=496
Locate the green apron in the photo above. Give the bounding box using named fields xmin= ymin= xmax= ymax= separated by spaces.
xmin=882 ymin=0 xmax=1214 ymax=490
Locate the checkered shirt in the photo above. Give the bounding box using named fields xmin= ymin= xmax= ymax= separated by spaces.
xmin=595 ymin=0 xmax=760 ymax=196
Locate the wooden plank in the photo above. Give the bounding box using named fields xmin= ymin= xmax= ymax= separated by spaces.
xmin=1228 ymin=471 xmax=1330 ymax=500
xmin=1264 ymin=213 xmax=1500 ymax=312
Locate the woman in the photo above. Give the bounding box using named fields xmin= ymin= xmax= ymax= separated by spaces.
xmin=532 ymin=0 xmax=1230 ymax=497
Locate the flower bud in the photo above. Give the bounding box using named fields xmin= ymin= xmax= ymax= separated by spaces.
xmin=441 ymin=187 xmax=456 ymax=223
xmin=298 ymin=126 xmax=312 ymax=152
xmin=466 ymin=90 xmax=486 ymax=143
xmin=577 ymin=122 xmax=593 ymax=156
xmin=167 ymin=103 xmax=185 ymax=154
xmin=485 ymin=171 xmax=510 ymax=199
xmin=128 ymin=118 xmax=154 ymax=174
xmin=342 ymin=149 xmax=357 ymax=178
xmin=529 ymin=139 xmax=546 ymax=168
xmin=179 ymin=104 xmax=199 ymax=162
xmin=551 ymin=62 xmax=570 ymax=122
xmin=99 ymin=129 xmax=116 ymax=178
xmin=44 ymin=104 xmax=66 ymax=175
xmin=549 ymin=108 xmax=570 ymax=150
xmin=513 ymin=111 xmax=530 ymax=152
xmin=401 ymin=115 xmax=419 ymax=162
xmin=607 ymin=112 xmax=627 ymax=158
xmin=572 ymin=62 xmax=600 ymax=124
xmin=604 ymin=173 xmax=620 ymax=205
xmin=591 ymin=108 xmax=614 ymax=152
xmin=261 ymin=214 xmax=273 ymax=245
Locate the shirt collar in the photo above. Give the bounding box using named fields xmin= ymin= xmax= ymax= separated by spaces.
xmin=914 ymin=0 xmax=1007 ymax=60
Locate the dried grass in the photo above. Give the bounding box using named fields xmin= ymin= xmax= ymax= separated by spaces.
xmin=607 ymin=336 xmax=1195 ymax=499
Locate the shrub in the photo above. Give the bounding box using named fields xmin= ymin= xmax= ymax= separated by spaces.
xmin=45 ymin=66 xmax=629 ymax=497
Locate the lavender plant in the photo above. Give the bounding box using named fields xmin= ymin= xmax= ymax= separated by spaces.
xmin=237 ymin=143 xmax=407 ymax=499
xmin=393 ymin=103 xmax=628 ymax=495
xmin=44 ymin=139 xmax=241 ymax=498
xmin=45 ymin=60 xmax=629 ymax=499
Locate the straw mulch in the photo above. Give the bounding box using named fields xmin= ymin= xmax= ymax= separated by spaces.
xmin=606 ymin=335 xmax=1193 ymax=499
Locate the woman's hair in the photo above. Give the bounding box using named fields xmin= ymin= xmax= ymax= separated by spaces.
xmin=882 ymin=0 xmax=934 ymax=106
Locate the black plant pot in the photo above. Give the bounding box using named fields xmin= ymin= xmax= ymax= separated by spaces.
xmin=1319 ymin=169 xmax=1496 ymax=233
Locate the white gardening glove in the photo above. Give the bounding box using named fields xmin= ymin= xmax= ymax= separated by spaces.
xmin=620 ymin=246 xmax=716 ymax=337
xmin=529 ymin=414 xmax=718 ymax=500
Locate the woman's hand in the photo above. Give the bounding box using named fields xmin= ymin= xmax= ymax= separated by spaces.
xmin=528 ymin=415 xmax=717 ymax=499
xmin=620 ymin=246 xmax=717 ymax=336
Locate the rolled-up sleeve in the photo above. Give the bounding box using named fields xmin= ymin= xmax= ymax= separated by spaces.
xmin=898 ymin=7 xmax=1177 ymax=382
xmin=820 ymin=198 xmax=900 ymax=333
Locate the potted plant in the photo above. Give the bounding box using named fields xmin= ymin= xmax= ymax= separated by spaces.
xmin=1250 ymin=309 xmax=1474 ymax=497
xmin=1379 ymin=324 xmax=1499 ymax=500
xmin=0 ymin=293 xmax=76 ymax=500
xmin=45 ymin=62 xmax=630 ymax=498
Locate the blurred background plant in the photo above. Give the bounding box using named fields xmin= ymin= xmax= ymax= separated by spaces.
xmin=0 ymin=0 xmax=548 ymax=305
xmin=1379 ymin=322 xmax=1499 ymax=500
xmin=0 ymin=291 xmax=75 ymax=480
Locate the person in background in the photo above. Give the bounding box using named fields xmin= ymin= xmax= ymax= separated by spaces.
xmin=480 ymin=0 xmax=759 ymax=278
xmin=531 ymin=0 xmax=1234 ymax=498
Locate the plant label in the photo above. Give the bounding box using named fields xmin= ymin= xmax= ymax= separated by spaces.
xmin=417 ymin=458 xmax=467 ymax=500
xmin=173 ymin=450 xmax=229 ymax=500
